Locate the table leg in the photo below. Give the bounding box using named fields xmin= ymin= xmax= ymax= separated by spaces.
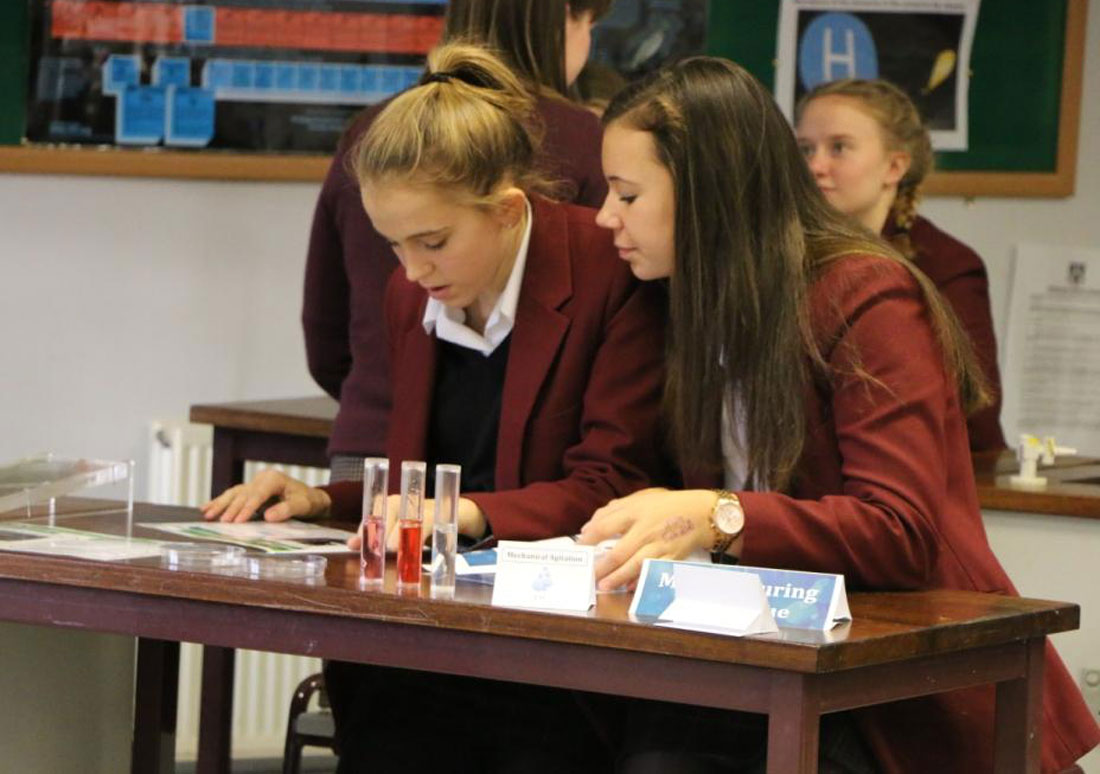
xmin=132 ymin=638 xmax=179 ymax=774
xmin=767 ymin=673 xmax=820 ymax=774
xmin=196 ymin=645 xmax=236 ymax=774
xmin=201 ymin=430 xmax=243 ymax=774
xmin=994 ymin=638 xmax=1046 ymax=774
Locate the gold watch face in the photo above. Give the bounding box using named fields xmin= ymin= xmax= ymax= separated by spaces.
xmin=714 ymin=500 xmax=744 ymax=536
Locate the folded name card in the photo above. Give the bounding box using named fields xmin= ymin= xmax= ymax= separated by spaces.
xmin=631 ymin=559 xmax=850 ymax=633
xmin=491 ymin=540 xmax=596 ymax=612
xmin=630 ymin=559 xmax=778 ymax=637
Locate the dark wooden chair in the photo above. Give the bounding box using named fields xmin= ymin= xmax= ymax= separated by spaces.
xmin=282 ymin=673 xmax=336 ymax=774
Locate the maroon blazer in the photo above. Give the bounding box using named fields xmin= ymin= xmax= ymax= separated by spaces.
xmin=324 ymin=197 xmax=667 ymax=540
xmin=690 ymin=255 xmax=1097 ymax=773
xmin=885 ymin=215 xmax=1006 ymax=451
xmin=302 ymin=96 xmax=608 ymax=458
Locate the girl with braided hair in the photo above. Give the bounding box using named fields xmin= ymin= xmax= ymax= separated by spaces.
xmin=795 ymin=78 xmax=1006 ymax=451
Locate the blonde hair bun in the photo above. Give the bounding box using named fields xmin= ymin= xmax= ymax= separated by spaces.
xmin=354 ymin=41 xmax=556 ymax=203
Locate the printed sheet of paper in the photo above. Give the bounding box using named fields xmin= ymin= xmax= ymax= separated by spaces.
xmin=1001 ymin=244 xmax=1100 ymax=455
xmin=775 ymin=0 xmax=980 ymax=150
xmin=0 ymin=523 xmax=163 ymax=561
xmin=144 ymin=520 xmax=355 ymax=554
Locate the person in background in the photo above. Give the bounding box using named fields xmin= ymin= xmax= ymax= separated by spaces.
xmin=795 ymin=78 xmax=1006 ymax=451
xmin=582 ymin=56 xmax=1099 ymax=773
xmin=205 ymin=41 xmax=666 ymax=773
xmin=304 ymin=0 xmax=613 ymax=484
xmin=575 ymin=59 xmax=629 ymax=116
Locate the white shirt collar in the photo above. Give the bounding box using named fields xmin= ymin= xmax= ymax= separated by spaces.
xmin=422 ymin=197 xmax=533 ymax=356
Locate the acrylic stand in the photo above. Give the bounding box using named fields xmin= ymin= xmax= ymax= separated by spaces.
xmin=0 ymin=454 xmax=135 ymax=526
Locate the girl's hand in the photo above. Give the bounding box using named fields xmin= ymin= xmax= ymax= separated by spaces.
xmin=577 ymin=488 xmax=717 ymax=591
xmin=200 ymin=470 xmax=331 ymax=523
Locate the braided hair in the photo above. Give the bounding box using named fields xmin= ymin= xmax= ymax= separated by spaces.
xmin=796 ymin=79 xmax=933 ymax=260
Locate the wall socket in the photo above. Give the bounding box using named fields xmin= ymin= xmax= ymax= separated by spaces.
xmin=1083 ymin=669 xmax=1100 ymax=719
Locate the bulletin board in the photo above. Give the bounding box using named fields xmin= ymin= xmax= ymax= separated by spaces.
xmin=707 ymin=0 xmax=1088 ymax=197
xmin=0 ymin=0 xmax=1087 ymax=195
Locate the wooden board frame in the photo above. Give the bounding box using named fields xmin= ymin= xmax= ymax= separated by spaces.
xmin=0 ymin=0 xmax=1087 ymax=195
xmin=923 ymin=0 xmax=1087 ymax=197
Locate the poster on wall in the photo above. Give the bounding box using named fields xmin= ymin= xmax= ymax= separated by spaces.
xmin=774 ymin=0 xmax=980 ymax=151
xmin=25 ymin=0 xmax=446 ymax=153
xmin=1001 ymin=244 xmax=1100 ymax=457
xmin=582 ymin=0 xmax=708 ymax=105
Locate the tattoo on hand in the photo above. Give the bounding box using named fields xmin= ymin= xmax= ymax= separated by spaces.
xmin=661 ymin=515 xmax=694 ymax=541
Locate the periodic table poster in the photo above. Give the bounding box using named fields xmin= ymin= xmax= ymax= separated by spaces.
xmin=25 ymin=0 xmax=446 ymax=152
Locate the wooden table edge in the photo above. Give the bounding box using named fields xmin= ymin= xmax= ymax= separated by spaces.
xmin=0 ymin=552 xmax=1079 ymax=675
xmin=189 ymin=402 xmax=334 ymax=438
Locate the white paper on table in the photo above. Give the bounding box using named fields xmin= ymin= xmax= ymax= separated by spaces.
xmin=491 ymin=541 xmax=596 ymax=612
xmin=656 ymin=563 xmax=779 ymax=637
xmin=450 ymin=536 xmax=584 ymax=577
xmin=0 ymin=523 xmax=163 ymax=561
xmin=143 ymin=520 xmax=355 ymax=554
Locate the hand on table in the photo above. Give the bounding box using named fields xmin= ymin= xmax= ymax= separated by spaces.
xmin=577 ymin=488 xmax=717 ymax=591
xmin=200 ymin=470 xmax=331 ymax=523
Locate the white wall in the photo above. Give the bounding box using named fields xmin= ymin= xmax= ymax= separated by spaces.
xmin=0 ymin=174 xmax=321 ymax=496
xmin=1 ymin=4 xmax=1098 ymax=769
xmin=984 ymin=510 xmax=1100 ymax=773
xmin=919 ymin=9 xmax=1100 ymax=364
xmin=0 ymin=624 xmax=134 ymax=773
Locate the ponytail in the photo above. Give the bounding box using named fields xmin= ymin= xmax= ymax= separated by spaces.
xmin=353 ymin=41 xmax=558 ymax=203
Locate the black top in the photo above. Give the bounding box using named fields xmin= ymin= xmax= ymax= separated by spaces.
xmin=426 ymin=336 xmax=512 ymax=496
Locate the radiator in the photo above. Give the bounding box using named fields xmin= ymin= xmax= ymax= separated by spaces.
xmin=147 ymin=420 xmax=331 ymax=760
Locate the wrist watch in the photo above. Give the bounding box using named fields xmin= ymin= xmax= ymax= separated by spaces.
xmin=709 ymin=490 xmax=745 ymax=555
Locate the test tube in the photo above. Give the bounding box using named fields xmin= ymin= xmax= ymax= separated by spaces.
xmin=430 ymin=464 xmax=461 ymax=598
xmin=360 ymin=458 xmax=389 ymax=585
xmin=396 ymin=461 xmax=427 ymax=588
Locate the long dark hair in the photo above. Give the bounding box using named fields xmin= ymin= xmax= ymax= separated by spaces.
xmin=604 ymin=57 xmax=988 ymax=489
xmin=444 ymin=0 xmax=611 ymax=96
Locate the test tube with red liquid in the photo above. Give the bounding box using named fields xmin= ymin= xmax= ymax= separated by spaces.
xmin=359 ymin=458 xmax=389 ymax=585
xmin=396 ymin=461 xmax=427 ymax=588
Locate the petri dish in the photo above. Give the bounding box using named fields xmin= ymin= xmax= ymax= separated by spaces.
xmin=244 ymin=554 xmax=327 ymax=583
xmin=162 ymin=542 xmax=245 ymax=571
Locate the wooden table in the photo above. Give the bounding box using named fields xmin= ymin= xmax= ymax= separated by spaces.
xmin=0 ymin=500 xmax=1079 ymax=774
xmin=190 ymin=397 xmax=337 ymax=496
xmin=972 ymin=449 xmax=1100 ymax=520
xmin=184 ymin=399 xmax=1100 ymax=771
xmin=188 ymin=397 xmax=338 ymax=770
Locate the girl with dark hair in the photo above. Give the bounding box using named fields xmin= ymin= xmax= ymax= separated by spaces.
xmin=304 ymin=0 xmax=614 ymax=485
xmin=795 ymin=78 xmax=1005 ymax=451
xmin=580 ymin=57 xmax=1098 ymax=774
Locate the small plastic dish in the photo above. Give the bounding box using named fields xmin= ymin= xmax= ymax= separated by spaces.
xmin=244 ymin=554 xmax=328 ymax=583
xmin=162 ymin=542 xmax=245 ymax=571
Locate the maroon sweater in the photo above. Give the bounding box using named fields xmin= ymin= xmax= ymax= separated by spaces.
xmin=302 ymin=95 xmax=608 ymax=457
xmin=885 ymin=216 xmax=1006 ymax=451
